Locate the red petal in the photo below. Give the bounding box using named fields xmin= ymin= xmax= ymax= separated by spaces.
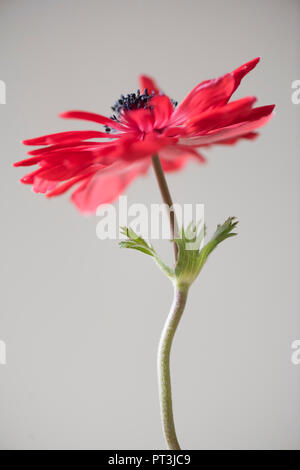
xmin=71 ymin=160 xmax=151 ymax=213
xmin=19 ymin=149 xmax=93 ymax=171
xmin=139 ymin=75 xmax=160 ymax=95
xmin=171 ymin=74 xmax=235 ymax=125
xmin=14 ymin=156 xmax=42 ymax=167
xmin=163 ymin=126 xmax=187 ymax=138
xmin=123 ymin=109 xmax=154 ymax=133
xmin=215 ymin=132 xmax=258 ymax=146
xmin=171 ymin=58 xmax=261 ymax=125
xmin=231 ymin=57 xmax=260 ymax=95
xmin=33 ymin=177 xmax=56 ymax=193
xmin=185 ymin=96 xmax=257 ymax=134
xmin=159 ymin=145 xmax=205 ymax=172
xmin=32 ymin=163 xmax=89 ymax=182
xmin=20 ymin=168 xmax=44 ymax=184
xmin=160 ymin=156 xmax=187 ymax=172
xmin=59 ymin=110 xmax=125 ymax=131
xmin=117 ymin=134 xmax=175 ymax=162
xmin=46 ymin=171 xmax=97 ymax=197
xmin=180 ymin=105 xmax=274 ymax=146
xmin=151 ymin=95 xmax=174 ymax=129
xmin=23 ymin=130 xmax=118 ymax=146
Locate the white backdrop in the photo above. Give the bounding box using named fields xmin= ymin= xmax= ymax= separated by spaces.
xmin=0 ymin=0 xmax=299 ymax=449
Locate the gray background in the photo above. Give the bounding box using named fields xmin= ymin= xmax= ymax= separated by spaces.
xmin=0 ymin=0 xmax=299 ymax=450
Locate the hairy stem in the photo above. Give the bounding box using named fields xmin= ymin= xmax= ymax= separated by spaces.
xmin=157 ymin=284 xmax=189 ymax=450
xmin=151 ymin=154 xmax=178 ymax=261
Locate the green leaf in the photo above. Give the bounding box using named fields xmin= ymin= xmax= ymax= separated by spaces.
xmin=196 ymin=217 xmax=238 ymax=272
xmin=119 ymin=226 xmax=155 ymax=256
xmin=174 ymin=217 xmax=238 ymax=288
xmin=119 ymin=226 xmax=174 ymax=279
xmin=119 ymin=218 xmax=238 ymax=288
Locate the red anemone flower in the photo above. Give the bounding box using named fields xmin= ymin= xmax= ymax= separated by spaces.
xmin=14 ymin=57 xmax=274 ymax=213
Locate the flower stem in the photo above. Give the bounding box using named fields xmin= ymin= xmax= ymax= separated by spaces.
xmin=158 ymin=284 xmax=189 ymax=450
xmin=151 ymin=154 xmax=178 ymax=261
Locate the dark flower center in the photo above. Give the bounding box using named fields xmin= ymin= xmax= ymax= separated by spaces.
xmin=105 ymin=89 xmax=178 ymax=132
xmin=111 ymin=89 xmax=154 ymax=115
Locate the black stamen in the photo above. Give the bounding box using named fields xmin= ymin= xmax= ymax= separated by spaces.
xmin=110 ymin=90 xmax=154 ymax=116
xmin=105 ymin=89 xmax=178 ymax=133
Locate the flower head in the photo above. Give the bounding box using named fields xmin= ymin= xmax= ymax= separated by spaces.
xmin=14 ymin=58 xmax=274 ymax=213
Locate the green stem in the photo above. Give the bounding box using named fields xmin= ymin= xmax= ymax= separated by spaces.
xmin=151 ymin=153 xmax=185 ymax=448
xmin=151 ymin=154 xmax=178 ymax=261
xmin=158 ymin=284 xmax=189 ymax=450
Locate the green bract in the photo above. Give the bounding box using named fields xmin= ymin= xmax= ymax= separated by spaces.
xmin=120 ymin=217 xmax=238 ymax=289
